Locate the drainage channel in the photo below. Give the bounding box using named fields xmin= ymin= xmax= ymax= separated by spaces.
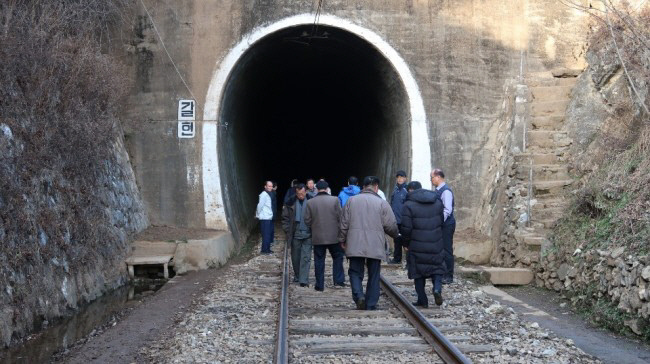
xmin=0 ymin=280 xmax=165 ymax=364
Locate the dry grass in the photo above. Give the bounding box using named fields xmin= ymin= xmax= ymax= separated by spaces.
xmin=0 ymin=0 xmax=138 ymax=346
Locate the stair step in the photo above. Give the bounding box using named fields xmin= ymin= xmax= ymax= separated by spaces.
xmin=513 ymin=232 xmax=548 ymax=252
xmin=533 ymin=196 xmax=569 ymax=208
xmin=527 ymin=77 xmax=579 ymax=87
xmin=516 ymin=164 xmax=570 ymax=181
xmin=533 ymin=179 xmax=574 ymax=195
xmin=530 ymin=85 xmax=574 ymax=102
xmin=531 ymin=204 xmax=564 ymax=216
xmin=514 ymin=153 xmax=563 ymax=165
xmin=531 ymin=115 xmax=565 ymax=130
xmin=527 ymin=130 xmax=572 ymax=149
xmin=530 ymin=100 xmax=571 ymax=117
xmin=457 ymin=266 xmax=534 ymax=285
xmin=536 ymin=218 xmax=559 ymax=229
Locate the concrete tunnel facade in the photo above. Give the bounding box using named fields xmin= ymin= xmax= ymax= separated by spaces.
xmin=124 ymin=1 xmax=589 ymax=266
xmin=202 ymin=14 xmax=432 ymax=242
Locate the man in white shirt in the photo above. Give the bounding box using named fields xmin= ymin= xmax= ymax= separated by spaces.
xmin=256 ymin=181 xmax=275 ymax=254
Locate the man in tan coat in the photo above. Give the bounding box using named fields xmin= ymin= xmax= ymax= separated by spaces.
xmin=339 ymin=176 xmax=399 ymax=310
xmin=305 ymin=180 xmax=344 ymax=292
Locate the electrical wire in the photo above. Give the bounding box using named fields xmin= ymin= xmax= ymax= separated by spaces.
xmin=138 ymin=0 xmax=201 ymax=114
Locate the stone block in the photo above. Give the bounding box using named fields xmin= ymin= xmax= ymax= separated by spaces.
xmin=173 ymin=231 xmax=236 ymax=274
xmin=531 ymin=115 xmax=565 ymax=130
xmin=530 ymin=100 xmax=571 ymax=117
xmin=484 ymin=267 xmax=534 ymax=285
xmin=530 ymin=86 xmax=574 ymax=103
xmin=458 ymin=266 xmax=534 ymax=285
xmin=455 ymin=238 xmax=493 ymax=265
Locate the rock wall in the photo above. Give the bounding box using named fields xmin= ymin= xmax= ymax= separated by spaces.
xmin=0 ymin=1 xmax=148 ymax=347
xmin=0 ymin=132 xmax=147 ymax=347
xmin=535 ymin=4 xmax=650 ymax=336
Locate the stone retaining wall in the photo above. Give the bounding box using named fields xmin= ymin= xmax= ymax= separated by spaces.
xmin=538 ymin=248 xmax=650 ymax=335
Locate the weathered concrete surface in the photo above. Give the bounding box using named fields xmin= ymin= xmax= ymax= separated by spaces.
xmin=173 ymin=232 xmax=236 ymax=273
xmin=130 ymin=229 xmax=236 ymax=274
xmin=459 ymin=266 xmax=534 ymax=285
xmin=123 ymin=1 xmax=591 ymax=249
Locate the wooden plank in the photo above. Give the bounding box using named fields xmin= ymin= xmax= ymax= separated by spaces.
xmin=291 ymin=318 xmax=409 ymax=325
xmin=290 ymin=307 xmax=398 ymax=317
xmin=289 ymin=326 xmax=418 ymax=336
xmin=293 ymin=342 xmax=433 ymax=355
xmin=291 ymin=336 xmax=425 ymax=346
xmin=125 ymin=255 xmax=173 ymax=265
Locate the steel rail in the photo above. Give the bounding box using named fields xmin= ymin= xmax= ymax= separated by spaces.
xmin=380 ymin=275 xmax=472 ymax=364
xmin=273 ymin=240 xmax=290 ymax=364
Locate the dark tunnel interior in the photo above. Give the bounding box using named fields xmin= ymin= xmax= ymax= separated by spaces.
xmin=218 ymin=25 xmax=411 ymax=241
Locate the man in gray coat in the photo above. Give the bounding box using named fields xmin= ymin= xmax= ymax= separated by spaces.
xmin=339 ymin=176 xmax=399 ymax=310
xmin=282 ymin=184 xmax=312 ymax=287
xmin=305 ymin=180 xmax=344 ymax=291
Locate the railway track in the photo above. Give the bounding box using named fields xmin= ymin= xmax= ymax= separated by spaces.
xmin=141 ymin=229 xmax=595 ymax=363
xmin=273 ymin=234 xmax=492 ymax=363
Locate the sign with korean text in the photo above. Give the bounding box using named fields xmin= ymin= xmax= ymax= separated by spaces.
xmin=178 ymin=99 xmax=196 ymax=138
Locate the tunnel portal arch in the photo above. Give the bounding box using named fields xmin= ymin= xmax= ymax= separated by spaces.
xmin=202 ymin=14 xmax=431 ymax=232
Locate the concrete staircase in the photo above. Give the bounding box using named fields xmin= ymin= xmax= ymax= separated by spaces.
xmin=514 ymin=73 xmax=577 ymax=260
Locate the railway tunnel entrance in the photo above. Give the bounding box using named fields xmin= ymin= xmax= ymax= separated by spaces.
xmin=203 ymin=16 xmax=431 ymax=241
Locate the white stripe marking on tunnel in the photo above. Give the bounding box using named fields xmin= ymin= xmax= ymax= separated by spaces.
xmin=203 ymin=13 xmax=431 ymax=230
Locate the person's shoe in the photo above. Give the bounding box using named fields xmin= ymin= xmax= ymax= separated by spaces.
xmin=300 ymin=283 xmax=309 ymax=288
xmin=260 ymin=251 xmax=272 ymax=255
xmin=293 ymin=278 xmax=299 ymax=283
xmin=356 ymin=298 xmax=366 ymax=310
xmin=366 ymin=306 xmax=377 ymax=311
xmin=441 ymin=277 xmax=453 ymax=285
xmin=314 ymin=286 xmax=324 ymax=292
xmin=434 ymin=291 xmax=443 ymax=306
xmin=334 ymin=282 xmax=346 ymax=288
xmin=412 ymin=301 xmax=429 ymax=308
xmin=388 ymin=259 xmax=401 ymax=265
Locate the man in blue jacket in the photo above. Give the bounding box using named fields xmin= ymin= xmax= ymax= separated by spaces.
xmin=389 ymin=170 xmax=408 ymax=264
xmin=338 ymin=176 xmax=360 ymax=207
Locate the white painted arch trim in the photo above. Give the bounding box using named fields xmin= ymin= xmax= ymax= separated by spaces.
xmin=202 ymin=13 xmax=431 ymax=230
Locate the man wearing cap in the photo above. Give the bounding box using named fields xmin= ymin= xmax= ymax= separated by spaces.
xmin=389 ymin=170 xmax=408 ymax=264
xmin=431 ymin=168 xmax=456 ymax=284
xmin=305 ymin=180 xmax=345 ymax=291
xmin=339 ymin=176 xmax=399 ymax=310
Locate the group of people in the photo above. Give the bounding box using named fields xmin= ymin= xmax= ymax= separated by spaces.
xmin=254 ymin=169 xmax=456 ymax=309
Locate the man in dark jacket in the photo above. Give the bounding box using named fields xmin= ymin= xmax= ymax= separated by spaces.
xmin=305 ymin=180 xmax=344 ymax=291
xmin=282 ymin=184 xmax=312 ymax=286
xmin=283 ymin=179 xmax=298 ymax=206
xmin=389 ymin=170 xmax=408 ymax=264
xmin=337 ymin=176 xmax=360 ymax=207
xmin=339 ymin=176 xmax=399 ymax=310
xmin=400 ymin=181 xmax=446 ymax=307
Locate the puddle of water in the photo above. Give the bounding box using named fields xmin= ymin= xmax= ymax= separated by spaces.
xmin=0 ymin=281 xmax=165 ymax=364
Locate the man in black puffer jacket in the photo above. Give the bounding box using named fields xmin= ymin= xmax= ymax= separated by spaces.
xmin=400 ymin=181 xmax=446 ymax=307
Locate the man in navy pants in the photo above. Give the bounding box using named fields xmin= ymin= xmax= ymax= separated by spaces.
xmin=431 ymin=169 xmax=456 ymax=284
xmin=256 ymin=181 xmax=275 ymax=254
xmin=339 ymin=176 xmax=399 ymax=310
xmin=305 ymin=180 xmax=344 ymax=291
